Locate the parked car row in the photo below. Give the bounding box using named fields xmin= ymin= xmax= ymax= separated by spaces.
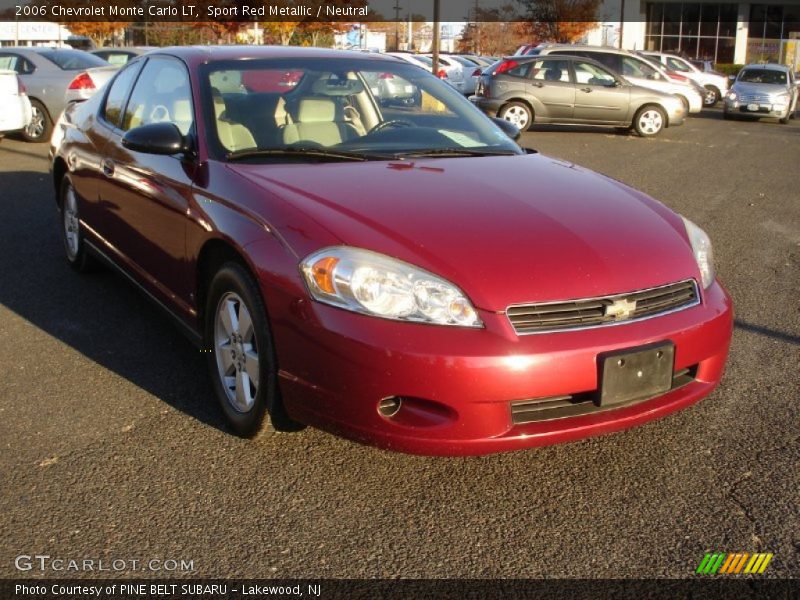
xmin=471 ymin=43 xmax=796 ymax=136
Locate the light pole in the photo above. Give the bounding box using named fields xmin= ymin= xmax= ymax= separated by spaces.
xmin=432 ymin=0 xmax=440 ymax=76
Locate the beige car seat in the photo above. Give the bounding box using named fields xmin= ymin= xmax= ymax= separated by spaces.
xmin=281 ymin=98 xmax=357 ymax=146
xmin=212 ymin=88 xmax=256 ymax=152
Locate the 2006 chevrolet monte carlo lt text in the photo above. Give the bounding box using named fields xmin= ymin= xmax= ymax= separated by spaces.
xmin=50 ymin=46 xmax=732 ymax=456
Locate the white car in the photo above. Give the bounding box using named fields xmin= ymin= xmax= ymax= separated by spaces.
xmin=0 ymin=69 xmax=32 ymax=135
xmin=386 ymin=53 xmax=464 ymax=93
xmin=641 ymin=52 xmax=729 ymax=106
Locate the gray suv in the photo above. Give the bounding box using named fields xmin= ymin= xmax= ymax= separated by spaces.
xmin=472 ymin=55 xmax=685 ymax=137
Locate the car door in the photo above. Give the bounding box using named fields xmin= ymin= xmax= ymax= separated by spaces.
xmin=526 ymin=58 xmax=575 ymax=120
xmin=98 ymin=56 xmax=196 ymax=312
xmin=571 ymin=60 xmax=631 ymax=124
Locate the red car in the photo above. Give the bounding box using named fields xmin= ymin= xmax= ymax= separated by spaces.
xmin=51 ymin=47 xmax=732 ymax=455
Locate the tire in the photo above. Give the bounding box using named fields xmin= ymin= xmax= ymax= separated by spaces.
xmin=779 ymin=106 xmax=791 ymax=124
xmin=703 ymin=86 xmax=719 ymax=107
xmin=722 ymin=107 xmax=733 ymax=120
xmin=205 ymin=262 xmax=299 ymax=438
xmin=23 ymin=99 xmax=52 ymax=143
xmin=59 ymin=176 xmax=96 ymax=272
xmin=498 ymin=101 xmax=533 ymax=131
xmin=633 ymin=105 xmax=666 ymax=137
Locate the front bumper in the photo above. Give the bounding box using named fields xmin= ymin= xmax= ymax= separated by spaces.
xmin=724 ymin=98 xmax=790 ymax=118
xmin=274 ymin=280 xmax=733 ymax=456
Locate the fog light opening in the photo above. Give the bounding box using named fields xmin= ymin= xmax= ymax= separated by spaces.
xmin=378 ymin=396 xmax=402 ymax=418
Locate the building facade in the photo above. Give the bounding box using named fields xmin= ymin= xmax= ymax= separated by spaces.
xmin=589 ymin=1 xmax=800 ymax=66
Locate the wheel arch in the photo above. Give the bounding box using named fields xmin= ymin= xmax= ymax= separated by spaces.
xmin=195 ymin=238 xmax=262 ymax=329
xmin=52 ymin=156 xmax=67 ymax=205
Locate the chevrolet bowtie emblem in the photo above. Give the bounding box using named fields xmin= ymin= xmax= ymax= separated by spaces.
xmin=605 ymin=298 xmax=637 ymax=320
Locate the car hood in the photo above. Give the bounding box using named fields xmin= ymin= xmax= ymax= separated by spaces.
xmin=733 ymin=82 xmax=788 ymax=96
xmin=231 ymin=154 xmax=697 ymax=311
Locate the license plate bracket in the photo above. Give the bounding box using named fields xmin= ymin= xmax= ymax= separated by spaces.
xmin=598 ymin=342 xmax=675 ymax=406
xmin=747 ymin=103 xmax=760 ymax=111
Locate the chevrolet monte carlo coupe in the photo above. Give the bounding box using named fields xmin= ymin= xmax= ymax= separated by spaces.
xmin=51 ymin=47 xmax=732 ymax=455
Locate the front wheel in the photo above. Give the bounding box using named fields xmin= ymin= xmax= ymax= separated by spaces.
xmin=703 ymin=86 xmax=720 ymax=106
xmin=205 ymin=263 xmax=299 ymax=438
xmin=498 ymin=102 xmax=533 ymax=131
xmin=23 ymin=99 xmax=52 ymax=143
xmin=633 ymin=106 xmax=666 ymax=137
xmin=59 ymin=177 xmax=96 ymax=272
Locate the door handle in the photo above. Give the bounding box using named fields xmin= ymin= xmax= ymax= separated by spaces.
xmin=580 ymin=87 xmax=593 ymax=93
xmin=101 ymin=159 xmax=115 ymax=177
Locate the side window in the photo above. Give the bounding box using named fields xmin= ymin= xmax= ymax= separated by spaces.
xmin=122 ymin=57 xmax=194 ymax=135
xmin=0 ymin=55 xmax=16 ymax=71
xmin=505 ymin=62 xmax=533 ymax=78
xmin=530 ymin=60 xmax=570 ymax=83
xmin=102 ymin=61 xmax=143 ymax=128
xmin=573 ymin=62 xmax=617 ymax=86
xmin=666 ymin=57 xmax=691 ymax=73
xmin=622 ymin=56 xmax=659 ymax=80
xmin=0 ymin=54 xmax=32 ymax=74
xmin=586 ymin=52 xmax=622 ymax=74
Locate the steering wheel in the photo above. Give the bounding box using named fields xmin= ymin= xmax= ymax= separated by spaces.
xmin=369 ymin=119 xmax=416 ymax=134
xmin=149 ymin=105 xmax=171 ymax=123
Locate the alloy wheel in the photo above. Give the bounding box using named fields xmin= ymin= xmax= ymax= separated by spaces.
xmin=63 ymin=185 xmax=80 ymax=261
xmin=25 ymin=106 xmax=45 ymax=140
xmin=637 ymin=109 xmax=663 ymax=135
xmin=214 ymin=292 xmax=260 ymax=413
xmin=502 ymin=105 xmax=530 ymax=130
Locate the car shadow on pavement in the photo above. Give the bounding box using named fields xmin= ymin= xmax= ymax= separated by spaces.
xmin=0 ymin=169 xmax=231 ymax=434
xmin=734 ymin=319 xmax=800 ymax=346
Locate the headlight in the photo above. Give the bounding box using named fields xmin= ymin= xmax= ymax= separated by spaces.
xmin=300 ymin=246 xmax=482 ymax=327
xmin=681 ymin=217 xmax=715 ymax=289
xmin=775 ymin=93 xmax=790 ymax=103
xmin=726 ymin=91 xmax=737 ymax=101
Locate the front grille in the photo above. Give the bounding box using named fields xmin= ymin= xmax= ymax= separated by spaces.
xmin=507 ymin=279 xmax=699 ymax=334
xmin=738 ymin=94 xmax=772 ymax=104
xmin=510 ymin=366 xmax=698 ymax=425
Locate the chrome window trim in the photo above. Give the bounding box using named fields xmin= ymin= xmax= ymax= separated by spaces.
xmin=506 ymin=278 xmax=701 ymax=335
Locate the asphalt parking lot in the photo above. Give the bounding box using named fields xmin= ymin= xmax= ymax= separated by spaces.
xmin=0 ymin=108 xmax=798 ymax=579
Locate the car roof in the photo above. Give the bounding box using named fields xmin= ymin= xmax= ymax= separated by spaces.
xmin=505 ymin=53 xmax=611 ymax=69
xmin=741 ymin=63 xmax=790 ymax=72
xmin=149 ymin=45 xmax=401 ymax=66
xmin=538 ymin=44 xmax=636 ymax=57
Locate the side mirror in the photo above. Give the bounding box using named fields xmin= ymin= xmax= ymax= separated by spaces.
xmin=122 ymin=122 xmax=191 ymax=155
xmin=491 ymin=117 xmax=521 ymax=141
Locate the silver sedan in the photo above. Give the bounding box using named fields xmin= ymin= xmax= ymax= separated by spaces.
xmin=724 ymin=64 xmax=798 ymax=124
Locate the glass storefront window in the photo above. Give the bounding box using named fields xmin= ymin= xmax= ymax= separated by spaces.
xmin=645 ymin=2 xmax=737 ymax=63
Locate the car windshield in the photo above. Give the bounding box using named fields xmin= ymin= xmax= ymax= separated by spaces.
xmin=738 ymin=69 xmax=787 ymax=85
xmin=37 ymin=49 xmax=108 ymax=70
xmin=201 ymin=57 xmax=522 ymax=161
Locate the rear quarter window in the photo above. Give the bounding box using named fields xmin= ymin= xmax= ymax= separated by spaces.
xmin=38 ymin=50 xmax=107 ymax=71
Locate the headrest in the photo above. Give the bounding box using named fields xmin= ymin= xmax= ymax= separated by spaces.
xmin=211 ymin=87 xmax=225 ymax=119
xmin=297 ymin=98 xmax=336 ymax=123
xmin=545 ymin=68 xmax=562 ymax=81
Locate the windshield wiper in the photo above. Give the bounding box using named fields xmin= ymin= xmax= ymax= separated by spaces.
xmin=392 ymin=148 xmax=520 ymax=159
xmin=226 ymin=147 xmax=390 ymax=162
